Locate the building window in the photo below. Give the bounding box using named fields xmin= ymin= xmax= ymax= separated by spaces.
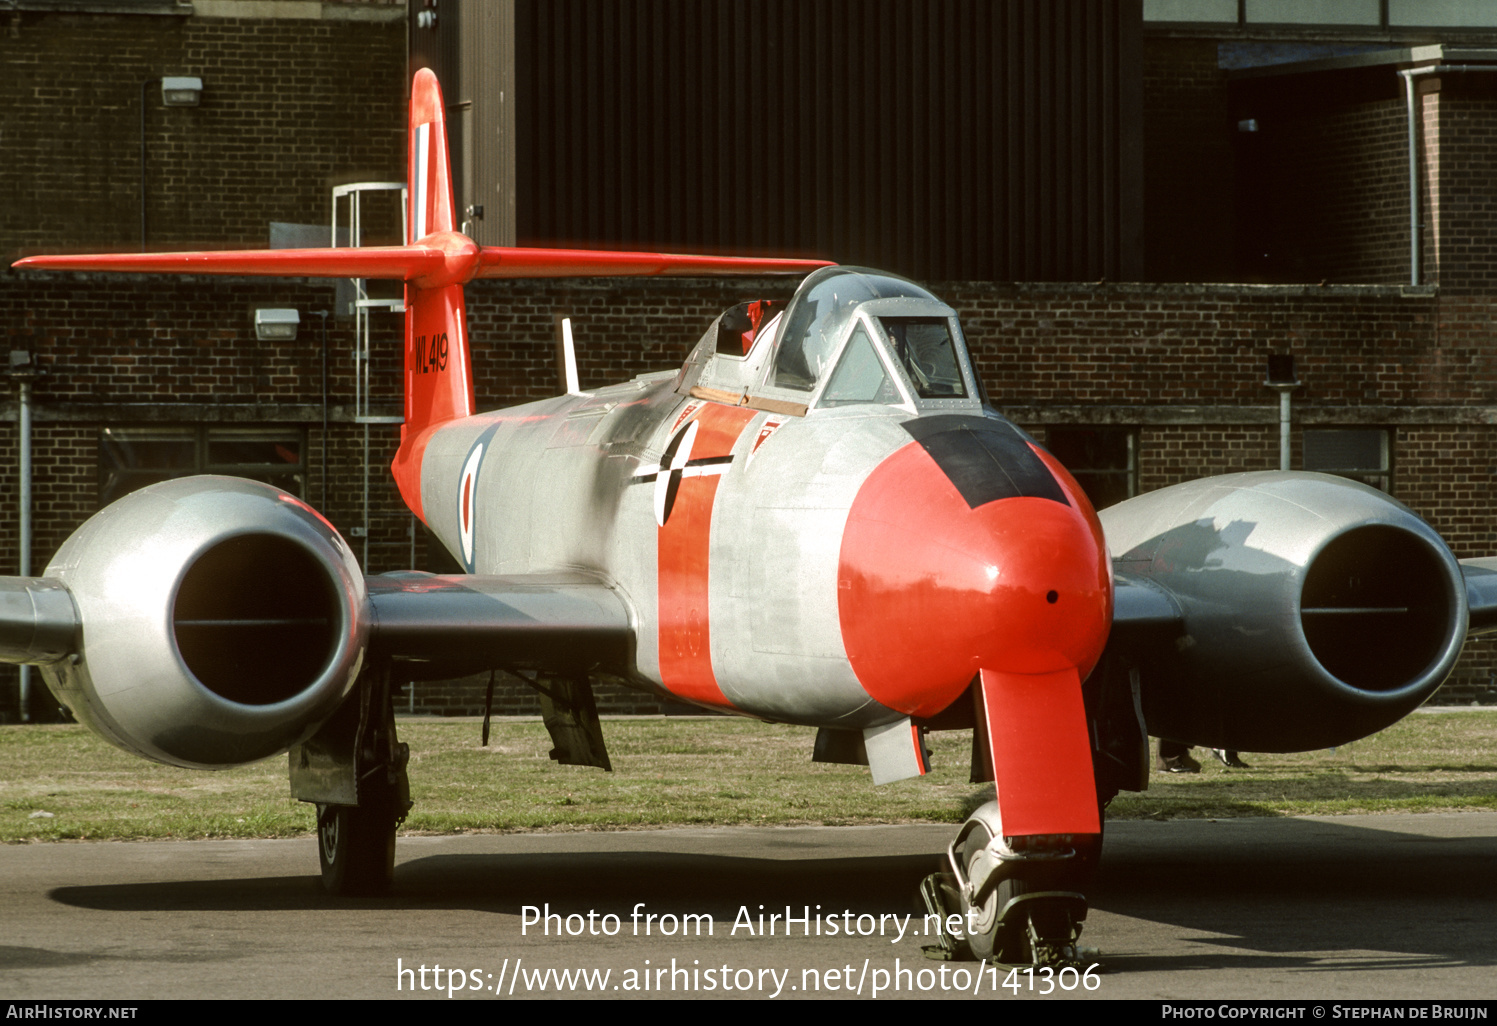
xmin=1045 ymin=426 xmax=1138 ymax=510
xmin=1303 ymin=428 xmax=1391 ymax=493
xmin=99 ymin=426 xmax=306 ymax=506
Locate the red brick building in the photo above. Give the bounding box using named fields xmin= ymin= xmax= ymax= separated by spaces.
xmin=5 ymin=0 xmax=1497 ymax=718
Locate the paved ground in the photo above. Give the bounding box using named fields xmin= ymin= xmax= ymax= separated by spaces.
xmin=2 ymin=812 xmax=1494 ymax=1000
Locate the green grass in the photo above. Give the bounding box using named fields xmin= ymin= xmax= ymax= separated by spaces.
xmin=1 ymin=711 xmax=1494 ymax=842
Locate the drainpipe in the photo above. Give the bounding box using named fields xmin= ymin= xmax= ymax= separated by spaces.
xmin=1266 ymin=356 xmax=1299 ymax=473
xmin=1399 ymin=64 xmax=1497 ymax=287
xmin=1401 ymin=70 xmax=1420 ymax=286
xmin=308 ymin=310 xmax=330 ymax=512
xmin=140 ymin=78 xmax=157 ymax=252
xmin=7 ymin=352 xmax=43 ymax=722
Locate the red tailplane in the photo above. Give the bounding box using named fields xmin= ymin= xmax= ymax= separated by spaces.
xmin=10 ymin=68 xmax=831 ymax=526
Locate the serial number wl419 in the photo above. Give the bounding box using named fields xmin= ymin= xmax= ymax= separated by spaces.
xmin=414 ymin=332 xmax=449 ymax=373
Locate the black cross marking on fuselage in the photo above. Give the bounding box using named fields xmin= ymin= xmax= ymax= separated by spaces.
xmin=633 ymin=419 xmax=734 ymax=525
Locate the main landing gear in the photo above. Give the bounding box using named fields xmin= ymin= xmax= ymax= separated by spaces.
xmin=317 ymin=798 xmax=399 ymax=896
xmin=292 ymin=661 xmax=411 ymax=896
xmin=920 ymin=800 xmax=1098 ymax=968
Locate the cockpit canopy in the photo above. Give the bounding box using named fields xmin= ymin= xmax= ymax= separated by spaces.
xmin=771 ymin=267 xmax=935 ymax=390
xmin=677 ymin=266 xmax=983 ymax=415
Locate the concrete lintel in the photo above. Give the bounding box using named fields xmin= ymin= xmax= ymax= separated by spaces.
xmin=2 ymin=0 xmax=192 ymax=13
xmin=1007 ymin=405 xmax=1277 ymax=425
xmin=190 ymin=1 xmax=405 ymax=22
xmin=1299 ymin=405 xmax=1497 ymax=426
xmin=1004 ymin=405 xmax=1497 ymax=426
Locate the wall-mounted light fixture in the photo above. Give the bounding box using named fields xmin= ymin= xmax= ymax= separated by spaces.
xmin=255 ymin=308 xmax=300 ymax=341
xmin=161 ymin=76 xmax=203 ymax=107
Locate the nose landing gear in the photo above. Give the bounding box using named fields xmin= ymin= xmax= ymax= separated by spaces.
xmin=921 ymin=800 xmax=1097 ymax=968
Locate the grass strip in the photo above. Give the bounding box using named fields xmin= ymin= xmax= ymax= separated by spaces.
xmin=2 ymin=711 xmax=1494 ymax=842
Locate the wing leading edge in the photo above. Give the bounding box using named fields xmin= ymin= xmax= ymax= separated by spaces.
xmin=365 ymin=571 xmax=634 ymax=678
xmin=0 ymin=570 xmax=633 ymax=677
xmin=1461 ymin=558 xmax=1497 ymax=636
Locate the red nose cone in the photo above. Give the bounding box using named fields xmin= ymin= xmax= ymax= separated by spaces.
xmin=837 ymin=439 xmax=1112 ymax=718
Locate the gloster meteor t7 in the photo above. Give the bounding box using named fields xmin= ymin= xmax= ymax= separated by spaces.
xmin=9 ymin=70 xmax=1497 ymax=966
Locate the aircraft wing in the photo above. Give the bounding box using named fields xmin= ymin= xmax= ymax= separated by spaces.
xmin=0 ymin=569 xmax=632 ymax=676
xmin=1109 ymin=570 xmax=1184 ymax=636
xmin=364 ymin=571 xmax=634 ymax=678
xmin=1461 ymin=558 xmax=1497 ymax=636
xmin=0 ymin=577 xmax=77 ymax=665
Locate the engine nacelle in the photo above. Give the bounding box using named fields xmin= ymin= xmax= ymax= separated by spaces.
xmin=40 ymin=477 xmax=367 ymax=769
xmin=1101 ymin=472 xmax=1466 ymax=752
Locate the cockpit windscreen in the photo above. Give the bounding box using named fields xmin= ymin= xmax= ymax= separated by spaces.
xmin=880 ymin=317 xmax=967 ymax=398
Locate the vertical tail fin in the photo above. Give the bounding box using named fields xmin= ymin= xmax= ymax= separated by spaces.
xmin=10 ymin=67 xmax=833 ymax=528
xmin=391 ymin=68 xmax=476 ymax=522
xmin=408 ymin=68 xmax=456 ymax=243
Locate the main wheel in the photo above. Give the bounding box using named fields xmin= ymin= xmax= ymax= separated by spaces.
xmin=317 ymin=801 xmax=396 ymax=896
xmin=961 ymin=831 xmax=1029 ymax=963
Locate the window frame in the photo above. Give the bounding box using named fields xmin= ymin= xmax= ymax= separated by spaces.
xmin=1044 ymin=425 xmax=1140 ymax=511
xmin=1302 ymin=427 xmax=1393 ymax=494
xmin=98 ymin=425 xmax=308 ymax=507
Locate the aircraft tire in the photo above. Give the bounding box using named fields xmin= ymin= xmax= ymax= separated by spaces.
xmin=961 ymin=833 xmax=1028 ymax=963
xmin=317 ymin=801 xmax=396 ymax=896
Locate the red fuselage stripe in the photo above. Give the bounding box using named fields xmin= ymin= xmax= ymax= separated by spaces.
xmin=657 ymin=404 xmax=756 ymax=707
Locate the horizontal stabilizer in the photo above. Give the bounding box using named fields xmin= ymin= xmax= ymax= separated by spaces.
xmin=474 ymin=246 xmax=832 ymax=279
xmin=14 ymin=244 xmax=830 ymax=283
xmin=11 ymin=245 xmax=452 ymax=281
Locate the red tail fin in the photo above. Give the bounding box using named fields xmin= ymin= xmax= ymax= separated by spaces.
xmin=408 ymin=68 xmax=457 ymax=244
xmin=391 ymin=69 xmax=475 ymax=521
xmin=11 ymin=68 xmax=832 ymax=529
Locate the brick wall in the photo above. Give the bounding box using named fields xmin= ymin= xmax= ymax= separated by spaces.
xmin=1 ymin=7 xmax=406 ymax=262
xmin=942 ymin=282 xmax=1489 ymax=406
xmin=1423 ymin=82 xmax=1497 ymax=295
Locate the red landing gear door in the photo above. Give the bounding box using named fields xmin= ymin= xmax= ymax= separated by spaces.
xmin=976 ymin=666 xmax=1101 ymax=837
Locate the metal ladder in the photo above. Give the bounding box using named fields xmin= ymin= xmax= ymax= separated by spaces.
xmin=331 ymin=182 xmax=412 ymax=570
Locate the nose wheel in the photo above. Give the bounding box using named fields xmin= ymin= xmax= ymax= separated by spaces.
xmin=922 ymin=802 xmax=1094 ymax=967
xmin=960 ymin=830 xmax=1032 ymax=962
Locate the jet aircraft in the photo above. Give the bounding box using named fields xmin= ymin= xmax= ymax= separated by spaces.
xmin=9 ymin=69 xmax=1497 ymax=967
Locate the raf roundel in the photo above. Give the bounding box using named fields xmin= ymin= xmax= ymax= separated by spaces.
xmin=457 ymin=440 xmax=484 ymax=570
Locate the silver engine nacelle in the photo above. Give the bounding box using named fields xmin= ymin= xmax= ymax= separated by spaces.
xmin=41 ymin=477 xmax=367 ymax=769
xmin=1102 ymin=472 xmax=1466 ymax=752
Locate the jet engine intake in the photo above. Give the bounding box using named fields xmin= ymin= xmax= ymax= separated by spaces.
xmin=1101 ymin=472 xmax=1465 ymax=752
xmin=39 ymin=477 xmax=367 ymax=769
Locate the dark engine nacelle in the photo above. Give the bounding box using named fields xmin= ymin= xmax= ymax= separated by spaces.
xmin=40 ymin=477 xmax=367 ymax=768
xmin=1101 ymin=472 xmax=1466 ymax=752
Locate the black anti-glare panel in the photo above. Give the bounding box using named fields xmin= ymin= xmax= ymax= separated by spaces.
xmin=903 ymin=416 xmax=1069 ymax=509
